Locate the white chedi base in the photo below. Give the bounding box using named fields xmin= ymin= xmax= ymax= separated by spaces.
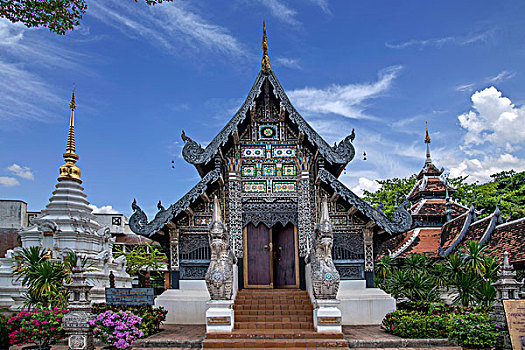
xmin=155 ymin=280 xmax=211 ymax=324
xmin=337 ymin=280 xmax=396 ymax=325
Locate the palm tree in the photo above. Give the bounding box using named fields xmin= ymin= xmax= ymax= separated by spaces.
xmin=376 ymin=255 xmax=396 ymax=281
xmin=444 ymin=252 xmax=463 ymax=286
xmin=461 ymin=241 xmax=487 ymax=276
xmin=432 ymin=262 xmax=449 ymax=288
xmin=475 ymin=280 xmax=496 ymax=307
xmin=454 ymin=273 xmax=479 ymax=307
xmin=482 ymin=255 xmax=500 ymax=283
xmin=403 ymin=253 xmax=433 ymax=275
xmin=403 ymin=271 xmax=439 ymax=302
xmin=14 ymin=247 xmax=71 ymax=309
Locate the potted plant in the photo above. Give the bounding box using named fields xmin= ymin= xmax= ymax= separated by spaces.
xmin=89 ymin=310 xmax=144 ymax=349
xmin=7 ymin=307 xmax=67 ymax=350
xmin=448 ymin=313 xmax=499 ymax=349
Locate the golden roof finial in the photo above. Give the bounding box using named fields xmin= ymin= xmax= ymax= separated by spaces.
xmin=425 ymin=122 xmax=431 ymax=144
xmin=425 ymin=122 xmax=432 ymax=164
xmin=58 ymin=87 xmax=82 ymax=184
xmin=261 ymin=21 xmax=271 ymax=73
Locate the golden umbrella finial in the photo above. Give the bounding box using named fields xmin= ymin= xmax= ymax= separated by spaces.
xmin=58 ymin=86 xmax=82 ymax=184
xmin=261 ymin=21 xmax=271 ymax=73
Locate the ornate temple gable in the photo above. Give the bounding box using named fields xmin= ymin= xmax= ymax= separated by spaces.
xmin=317 ymin=169 xmax=412 ymax=235
xmin=181 ymin=69 xmax=356 ymax=178
xmin=129 ymin=168 xmax=222 ymax=243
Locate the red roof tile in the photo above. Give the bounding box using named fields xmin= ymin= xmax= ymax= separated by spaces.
xmin=398 ymin=228 xmax=442 ymax=258
xmin=485 ymin=218 xmax=525 ymax=264
xmin=440 ymin=211 xmax=471 ymax=252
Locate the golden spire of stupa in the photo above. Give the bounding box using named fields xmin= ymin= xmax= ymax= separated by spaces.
xmin=261 ymin=21 xmax=271 ymax=73
xmin=58 ymin=87 xmax=82 ymax=184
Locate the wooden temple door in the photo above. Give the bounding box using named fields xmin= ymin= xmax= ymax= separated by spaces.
xmin=244 ymin=223 xmax=272 ymax=288
xmin=272 ymin=224 xmax=299 ymax=288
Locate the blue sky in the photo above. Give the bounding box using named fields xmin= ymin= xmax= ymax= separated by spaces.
xmin=1 ymin=0 xmax=524 ymax=217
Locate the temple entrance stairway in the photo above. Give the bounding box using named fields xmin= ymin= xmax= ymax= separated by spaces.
xmin=202 ymin=289 xmax=349 ymax=349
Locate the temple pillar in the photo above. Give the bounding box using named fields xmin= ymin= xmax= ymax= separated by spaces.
xmin=168 ymin=224 xmax=179 ymax=289
xmin=227 ymin=159 xmax=242 ymax=258
xmin=297 ymin=157 xmax=312 ymax=257
xmin=363 ymin=225 xmax=374 ymax=288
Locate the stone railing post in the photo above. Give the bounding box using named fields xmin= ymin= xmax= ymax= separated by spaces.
xmin=62 ymin=261 xmax=95 ymax=350
xmin=310 ymin=196 xmax=341 ymax=333
xmin=205 ymin=195 xmax=235 ymax=333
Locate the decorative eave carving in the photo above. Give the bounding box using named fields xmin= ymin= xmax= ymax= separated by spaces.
xmin=129 ymin=168 xmax=222 ymax=240
xmin=181 ymin=71 xmax=355 ymax=174
xmin=317 ymin=169 xmax=412 ymax=234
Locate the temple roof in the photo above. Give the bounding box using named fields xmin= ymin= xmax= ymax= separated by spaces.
xmin=411 ymin=199 xmax=467 ymax=218
xmin=129 ymin=168 xmax=222 ymax=243
xmin=181 ymin=70 xmax=356 ymax=178
xmin=317 ymin=169 xmax=412 ymax=235
xmin=486 ymin=218 xmax=525 ymax=264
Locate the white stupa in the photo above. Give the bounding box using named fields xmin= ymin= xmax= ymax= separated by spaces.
xmin=15 ymin=90 xmax=131 ymax=303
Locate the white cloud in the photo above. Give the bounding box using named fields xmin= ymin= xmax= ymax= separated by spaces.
xmin=449 ymin=153 xmax=525 ymax=183
xmin=456 ymin=83 xmax=475 ymax=92
xmin=488 ymin=70 xmax=516 ymax=83
xmin=0 ymin=176 xmax=19 ymax=187
xmin=287 ymin=65 xmax=402 ymax=120
xmin=89 ymin=204 xmax=119 ymax=214
xmin=0 ymin=58 xmax=61 ymax=122
xmin=386 ymin=29 xmax=492 ymax=49
xmin=458 ymin=86 xmax=525 ymax=146
xmin=307 ymin=0 xmax=331 ymax=15
xmin=89 ymin=0 xmax=247 ymax=58
xmin=7 ymin=164 xmax=34 ymax=180
xmin=0 ymin=18 xmax=25 ymax=45
xmin=351 ymin=177 xmax=380 ymax=197
xmin=258 ymin=0 xmax=299 ymax=26
xmin=275 ymin=57 xmax=302 ymax=70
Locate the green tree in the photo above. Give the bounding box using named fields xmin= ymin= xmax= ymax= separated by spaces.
xmin=363 ymin=170 xmax=524 ymax=221
xmin=453 ymin=170 xmax=525 ymax=221
xmin=362 ymin=176 xmax=417 ymax=217
xmin=114 ymin=242 xmax=167 ymax=276
xmin=0 ymin=0 xmax=173 ymax=35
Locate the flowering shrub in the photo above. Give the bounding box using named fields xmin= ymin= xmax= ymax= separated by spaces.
xmin=448 ymin=313 xmax=499 ymax=348
xmin=382 ymin=310 xmax=450 ymax=339
xmin=89 ymin=310 xmax=144 ymax=349
xmin=0 ymin=315 xmax=8 ymax=349
xmin=7 ymin=307 xmax=67 ymax=348
xmin=92 ymin=304 xmax=167 ymax=337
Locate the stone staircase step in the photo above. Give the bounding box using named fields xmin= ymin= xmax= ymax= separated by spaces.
xmin=202 ymin=289 xmax=346 ymax=349
xmin=207 ymin=331 xmax=343 ymax=339
xmin=236 ymin=315 xmax=312 ymax=322
xmin=203 ymin=338 xmax=348 ymax=348
xmin=234 ymin=322 xmax=314 ymax=330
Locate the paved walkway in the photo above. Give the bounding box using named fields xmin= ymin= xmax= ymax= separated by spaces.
xmin=9 ymin=325 xmax=460 ymax=349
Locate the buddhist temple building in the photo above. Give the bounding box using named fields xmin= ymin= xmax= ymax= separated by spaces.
xmin=130 ymin=24 xmax=412 ymax=327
